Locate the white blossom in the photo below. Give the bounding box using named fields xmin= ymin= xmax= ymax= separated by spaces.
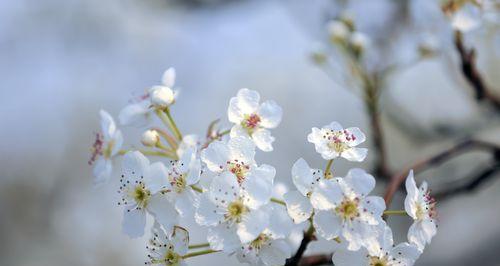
xmin=164 ymin=148 xmax=202 ymax=217
xmin=404 ymin=170 xmax=437 ymax=251
xmin=333 ymin=223 xmax=421 ymax=266
xmin=119 ymin=151 xmax=179 ymax=238
xmin=312 ymin=169 xmax=385 ymax=251
xmin=141 ymin=129 xmax=161 ymax=147
xmin=327 ymin=20 xmax=350 ymax=42
xmin=91 ymin=110 xmax=123 ymax=184
xmin=146 ymin=223 xmax=189 ymax=266
xmin=307 ymin=121 xmax=367 ymax=161
xmin=195 ymin=171 xmax=274 ymax=252
xmin=228 ymin=88 xmax=283 ymax=152
xmin=177 ymin=134 xmax=201 ymax=158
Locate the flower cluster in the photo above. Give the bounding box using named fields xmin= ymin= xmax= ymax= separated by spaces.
xmin=89 ymin=68 xmax=437 ymax=265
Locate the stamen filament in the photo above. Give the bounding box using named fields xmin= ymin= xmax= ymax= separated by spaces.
xmin=188 ymin=243 xmax=210 ymax=249
xmin=182 ymin=249 xmax=220 ymax=259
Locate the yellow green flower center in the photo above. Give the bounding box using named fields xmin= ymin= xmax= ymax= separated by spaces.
xmin=249 ymin=233 xmax=270 ymax=250
xmin=241 ymin=114 xmax=261 ymax=133
xmin=225 ymin=200 xmax=248 ymax=223
xmin=130 ymin=184 xmax=151 ymax=209
xmin=369 ymin=256 xmax=388 ymax=266
xmin=171 ymin=174 xmax=187 ymax=193
xmin=227 ymin=161 xmax=250 ymax=184
xmin=335 ymin=198 xmax=359 ymax=221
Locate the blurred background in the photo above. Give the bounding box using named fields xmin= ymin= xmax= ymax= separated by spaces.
xmin=0 ymin=0 xmax=499 ymax=265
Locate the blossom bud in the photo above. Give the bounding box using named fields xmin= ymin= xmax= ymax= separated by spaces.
xmin=141 ymin=129 xmax=160 ymax=147
xmin=349 ymin=32 xmax=369 ymax=56
xmin=327 ymin=20 xmax=349 ymax=44
xmin=150 ymin=86 xmax=174 ymax=108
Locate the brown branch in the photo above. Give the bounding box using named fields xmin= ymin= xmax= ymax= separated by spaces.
xmin=285 ymin=225 xmax=316 ymax=266
xmin=298 ymin=253 xmax=332 ymax=266
xmin=454 ymin=31 xmax=500 ymax=111
xmin=384 ymin=139 xmax=500 ymax=206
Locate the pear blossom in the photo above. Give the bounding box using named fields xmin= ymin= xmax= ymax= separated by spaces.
xmin=333 ymin=223 xmax=421 ymax=266
xmin=118 ymin=67 xmax=177 ymax=126
xmin=176 ymin=134 xmax=201 ymax=158
xmin=164 ymin=148 xmax=202 ymax=217
xmin=284 ymin=158 xmax=339 ymax=224
xmin=312 ymin=169 xmax=385 ymax=250
xmin=90 ymin=110 xmax=123 ymax=184
xmin=119 ymin=151 xmax=179 ymax=238
xmin=451 ymin=2 xmax=483 ymax=32
xmin=327 ymin=20 xmax=350 ymax=43
xmin=228 ymin=88 xmax=283 ymax=152
xmin=235 ymin=205 xmax=293 ymax=265
xmin=146 ymin=223 xmax=189 ymax=266
xmin=195 ymin=171 xmax=273 ymax=252
xmin=307 ymin=121 xmax=367 ymax=161
xmin=404 ymin=170 xmax=437 ymax=251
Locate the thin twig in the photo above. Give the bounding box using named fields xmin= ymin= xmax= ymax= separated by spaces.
xmin=285 ymin=224 xmax=316 ymax=266
xmin=454 ymin=31 xmax=500 ymax=111
xmin=297 ymin=253 xmax=332 ymax=266
xmin=384 ymin=139 xmax=500 ymax=206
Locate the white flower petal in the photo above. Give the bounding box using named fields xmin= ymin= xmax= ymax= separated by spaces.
xmin=207 ymin=225 xmax=241 ymax=253
xmin=201 ymin=141 xmax=230 ymax=173
xmin=408 ymin=219 xmax=436 ymax=251
xmin=176 ymin=134 xmax=199 ymax=158
xmin=291 ymin=158 xmax=315 ymax=196
xmin=93 ymin=158 xmax=112 ymax=185
xmin=195 ymin=194 xmax=223 ymax=226
xmin=110 ymin=130 xmax=124 ymax=156
xmin=267 ymin=205 xmax=294 ymax=238
xmin=99 ymin=109 xmax=116 ymax=140
xmin=237 ymin=207 xmax=270 ymax=243
xmin=310 ymin=179 xmax=343 ymax=210
xmin=122 ymin=207 xmax=146 ymax=238
xmin=241 ymin=165 xmax=275 ymax=209
xmin=391 ymin=242 xmax=421 ymax=264
xmin=209 ymin=172 xmax=240 ymax=207
xmin=361 ymin=196 xmax=386 ymax=220
xmin=404 ymin=170 xmax=419 ymax=219
xmin=122 ymin=151 xmax=150 ymax=182
xmin=228 ymin=136 xmax=256 ymax=163
xmin=341 ymin=147 xmax=368 ymax=162
xmin=342 ymin=221 xmax=375 ymax=251
xmin=260 ymin=239 xmax=292 ymax=266
xmin=236 ymin=88 xmax=260 ymax=114
xmin=148 ymin=194 xmax=179 ymax=231
xmin=344 ymin=168 xmax=375 ymax=197
xmin=161 ymin=67 xmax=176 ymax=88
xmin=325 ymin=121 xmax=343 ymax=131
xmin=171 ymin=226 xmax=189 ymax=256
xmin=118 ymin=101 xmax=150 ymax=127
xmin=283 ymin=190 xmax=313 ymax=224
xmin=175 ymin=188 xmax=198 ymax=217
xmin=345 ymin=127 xmax=366 ymax=146
xmin=313 ymin=210 xmax=342 ymax=240
xmin=258 ymin=100 xmax=282 ymax=129
xmin=228 ymin=97 xmax=245 ymax=124
xmin=146 ymin=162 xmax=169 ymax=193
xmin=251 ymin=128 xmax=275 ymax=152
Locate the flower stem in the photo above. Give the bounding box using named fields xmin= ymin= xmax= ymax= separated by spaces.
xmin=152 ymin=127 xmax=178 ymax=150
xmin=270 ymin=197 xmax=286 ymax=206
xmin=155 ymin=109 xmax=182 ymax=141
xmin=383 ymin=210 xmax=407 ymax=216
xmin=118 ymin=149 xmax=176 ymax=158
xmin=164 ymin=107 xmax=183 ymax=141
xmin=182 ymin=249 xmax=219 ymax=259
xmin=188 ymin=243 xmax=210 ymax=249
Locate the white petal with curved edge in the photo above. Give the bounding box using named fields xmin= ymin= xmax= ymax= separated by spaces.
xmin=171 ymin=226 xmax=189 ymax=256
xmin=344 ymin=168 xmax=375 ymax=197
xmin=176 ymin=134 xmax=199 ymax=158
xmin=342 ymin=221 xmax=375 ymax=251
xmin=122 ymin=151 xmax=150 ymax=183
xmin=228 ymin=97 xmax=245 ymax=123
xmin=175 ymin=188 xmax=198 ymax=217
xmin=241 ymin=166 xmax=275 ymax=209
xmin=251 ymin=128 xmax=275 ymax=152
xmin=310 ymin=179 xmax=343 ymax=210
xmin=325 ymin=121 xmax=343 ymax=131
xmin=93 ymin=158 xmax=112 ymax=185
xmin=268 ymin=206 xmax=293 ymax=238
xmin=260 ymin=239 xmax=292 ymax=266
xmin=313 ymin=210 xmax=342 ymax=240
xmin=283 ymin=191 xmax=313 ymax=224
xmin=345 ymin=127 xmax=366 ymax=146
xmin=291 ymin=158 xmax=314 ymax=196
xmin=122 ymin=207 xmax=146 ymax=238
xmin=236 ymin=88 xmax=260 ymax=114
xmin=178 ymin=147 xmax=196 ymax=173
xmin=237 ymin=208 xmax=270 ymax=243
xmin=110 ymin=130 xmax=123 ymax=157
xmin=258 ymin=100 xmax=282 ymax=128
xmin=99 ymin=109 xmax=116 ymax=140
xmin=391 ymin=242 xmax=421 ymax=264
xmin=408 ymin=219 xmax=437 ymax=251
xmin=307 ymin=127 xmax=324 ymax=146
xmin=118 ymin=101 xmax=150 ymax=126
xmin=201 ymin=141 xmax=230 ymax=173
xmin=341 ymin=147 xmax=368 ymax=162
xmin=148 ymin=194 xmax=178 ymax=231
xmin=207 ymin=225 xmax=241 ymax=253
xmin=195 ymin=194 xmax=223 ymax=226
xmin=361 ymin=196 xmax=386 ymax=221
xmin=228 ymin=136 xmax=256 ymax=163
xmin=185 ymin=159 xmax=201 ymax=185
xmin=404 ymin=171 xmax=418 ymax=219
xmin=146 ymin=162 xmax=169 ymax=193
xmin=209 ymin=172 xmax=240 ymax=207
xmin=161 ymin=67 xmax=176 ymax=88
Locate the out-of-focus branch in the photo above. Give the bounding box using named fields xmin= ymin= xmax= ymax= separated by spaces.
xmin=435 ymin=160 xmax=500 ymax=199
xmin=297 ymin=253 xmax=332 ymax=266
xmin=454 ymin=31 xmax=500 ymax=111
xmin=384 ymin=139 xmax=500 ymax=206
